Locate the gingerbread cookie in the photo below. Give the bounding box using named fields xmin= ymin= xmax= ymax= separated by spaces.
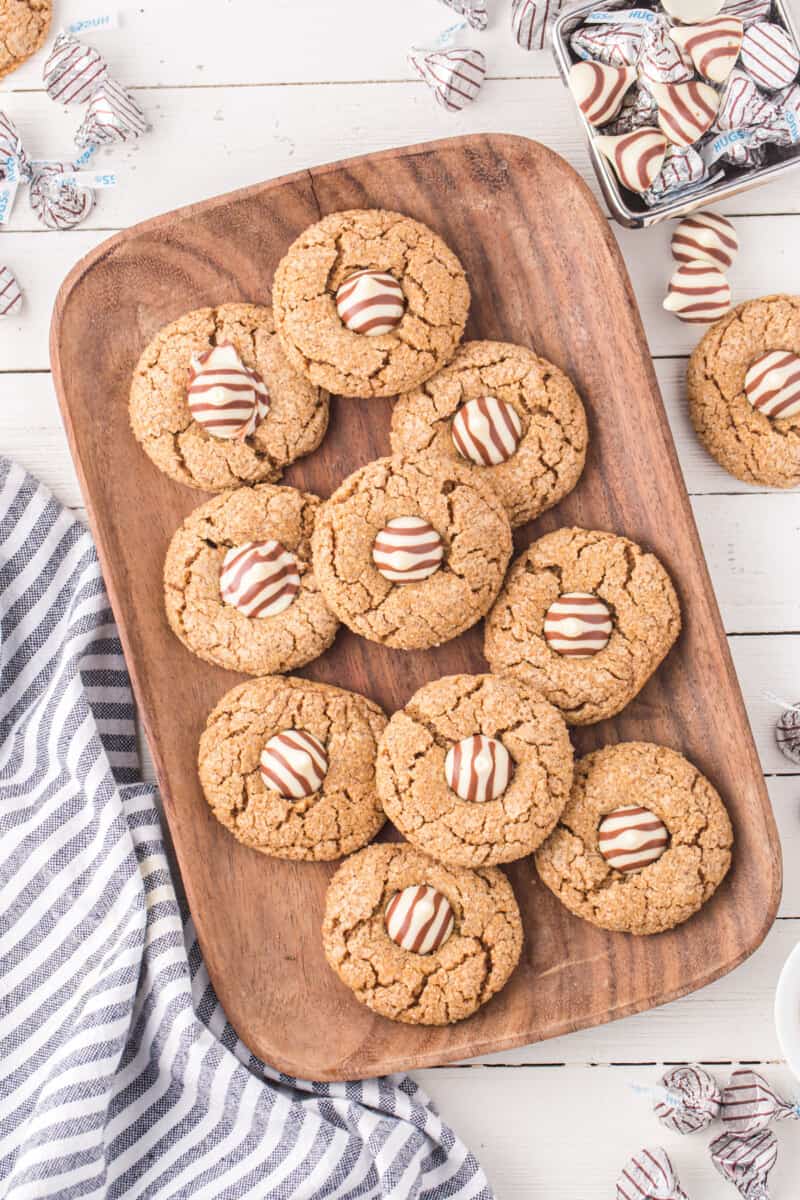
xmin=687 ymin=295 xmax=800 ymax=487
xmin=164 ymin=484 xmax=338 ymax=675
xmin=484 ymin=527 xmax=681 ymax=725
xmin=322 ymin=843 xmax=522 ymax=1024
xmin=272 ymin=209 xmax=470 ymax=398
xmin=0 ymin=0 xmax=51 ymax=79
xmin=390 ymin=341 xmax=588 ymax=528
xmin=311 ymin=454 xmax=512 ymax=650
xmin=198 ymin=675 xmax=386 ymax=861
xmin=377 ymin=673 xmax=573 ymax=867
xmin=130 ymin=303 xmax=329 ymax=491
xmin=535 ymin=742 xmax=733 ymax=935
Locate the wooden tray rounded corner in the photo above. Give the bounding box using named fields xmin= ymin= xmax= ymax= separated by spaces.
xmin=51 ymin=134 xmax=781 ymax=1081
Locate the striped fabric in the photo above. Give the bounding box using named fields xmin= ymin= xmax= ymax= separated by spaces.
xmin=0 ymin=458 xmax=493 ymax=1200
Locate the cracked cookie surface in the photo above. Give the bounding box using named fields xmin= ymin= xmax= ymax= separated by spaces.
xmin=311 ymin=454 xmax=513 ymax=650
xmin=391 ymin=340 xmax=588 ymax=528
xmin=130 ymin=303 xmax=329 ymax=490
xmin=377 ymin=673 xmax=573 ymax=867
xmin=535 ymin=742 xmax=733 ymax=935
xmin=0 ymin=0 xmax=50 ymax=78
xmin=322 ymin=843 xmax=522 ymax=1023
xmin=272 ymin=209 xmax=470 ymax=398
xmin=687 ymin=295 xmax=800 ymax=487
xmin=164 ymin=484 xmax=338 ymax=675
xmin=484 ymin=527 xmax=681 ymax=725
xmin=199 ymin=675 xmax=387 ymax=860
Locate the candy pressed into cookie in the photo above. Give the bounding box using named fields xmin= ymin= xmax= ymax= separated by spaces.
xmin=164 ymin=483 xmax=338 ymax=675
xmin=687 ymin=295 xmax=800 ymax=487
xmin=272 ymin=209 xmax=470 ymax=398
xmin=484 ymin=527 xmax=681 ymax=725
xmin=322 ymin=843 xmax=523 ymax=1024
xmin=535 ymin=742 xmax=733 ymax=935
xmin=311 ymin=454 xmax=513 ymax=650
xmin=198 ymin=675 xmax=386 ymax=861
xmin=376 ymin=673 xmax=573 ymax=867
xmin=390 ymin=340 xmax=588 ymax=528
xmin=0 ymin=0 xmax=51 ymax=79
xmin=130 ymin=303 xmax=329 ymax=491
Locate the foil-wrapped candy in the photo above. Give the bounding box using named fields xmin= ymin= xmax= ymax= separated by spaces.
xmin=0 ymin=265 xmax=22 ymax=318
xmin=710 ymin=1129 xmax=778 ymax=1199
xmin=408 ymin=40 xmax=486 ymax=110
xmin=652 ymin=1064 xmax=722 ymax=1133
xmin=571 ymin=23 xmax=643 ymax=68
xmin=440 ymin=0 xmax=488 ymax=31
xmin=722 ymin=0 xmax=772 ymax=27
xmin=616 ymin=1147 xmax=688 ymax=1200
xmin=75 ymin=77 xmax=149 ymax=147
xmin=607 ymin=84 xmax=659 ymax=134
xmin=720 ymin=1068 xmax=800 ymax=1134
xmin=512 ymin=0 xmax=566 ymax=51
xmin=43 ymin=32 xmax=108 ymax=104
xmin=29 ymin=163 xmax=94 ymax=230
xmin=644 ymin=145 xmax=723 ymax=206
xmin=638 ymin=19 xmax=695 ymax=85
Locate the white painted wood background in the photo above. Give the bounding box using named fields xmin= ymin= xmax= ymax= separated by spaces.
xmin=2 ymin=2 xmax=799 ymax=1195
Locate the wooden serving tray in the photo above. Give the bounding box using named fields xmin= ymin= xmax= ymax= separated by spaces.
xmin=51 ymin=134 xmax=781 ymax=1081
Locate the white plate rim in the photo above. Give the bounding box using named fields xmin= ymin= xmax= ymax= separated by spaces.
xmin=775 ymin=939 xmax=800 ymax=1080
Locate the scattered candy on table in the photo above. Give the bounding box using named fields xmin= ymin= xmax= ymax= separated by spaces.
xmin=616 ymin=1147 xmax=689 ymax=1200
xmin=653 ymin=1065 xmax=722 ymax=1134
xmin=0 ymin=265 xmax=22 ymax=318
xmin=663 ymin=261 xmax=732 ymax=323
xmin=771 ymin=695 xmax=800 ymax=764
xmin=440 ymin=0 xmax=488 ymax=32
xmin=671 ymin=211 xmax=739 ymax=268
xmin=408 ymin=41 xmax=487 ymax=111
xmin=710 ymin=1129 xmax=778 ymax=1198
xmin=720 ymin=1068 xmax=800 ymax=1133
xmin=511 ymin=0 xmax=566 ymax=51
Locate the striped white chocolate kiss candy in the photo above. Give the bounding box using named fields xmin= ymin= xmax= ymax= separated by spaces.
xmin=260 ymin=730 xmax=328 ymax=799
xmin=445 ymin=735 xmax=514 ymax=803
xmin=651 ymin=80 xmax=720 ymax=148
xmin=663 ymin=0 xmax=723 ymax=21
xmin=663 ymin=264 xmax=731 ymax=324
xmin=220 ymin=540 xmax=300 ymax=618
xmin=568 ymin=61 xmax=637 ymax=128
xmin=451 ymin=397 xmax=523 ymax=466
xmin=335 ymin=269 xmax=405 ymax=335
xmin=595 ymin=128 xmax=668 ymax=194
xmin=187 ymin=343 xmax=269 ymax=440
xmin=741 ymin=21 xmax=800 ymax=90
xmin=744 ymin=350 xmax=800 ymax=420
xmin=598 ymin=805 xmax=669 ymax=872
xmin=671 ymin=211 xmax=739 ymax=270
xmin=544 ymin=592 xmax=613 ymax=658
xmin=372 ymin=517 xmax=444 ymax=583
xmin=385 ymin=885 xmax=455 ymax=954
xmin=671 ymin=17 xmax=744 ymax=84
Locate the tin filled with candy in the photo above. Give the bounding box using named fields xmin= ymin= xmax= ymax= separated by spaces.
xmin=552 ymin=0 xmax=800 ymax=226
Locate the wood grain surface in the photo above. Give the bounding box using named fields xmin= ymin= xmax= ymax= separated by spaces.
xmin=50 ymin=134 xmax=782 ymax=1081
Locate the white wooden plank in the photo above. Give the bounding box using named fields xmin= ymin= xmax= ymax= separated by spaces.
xmin=4 ymin=0 xmax=560 ymax=90
xmin=1 ymin=81 xmax=799 ymax=252
xmin=416 ymin=1063 xmax=800 ymax=1199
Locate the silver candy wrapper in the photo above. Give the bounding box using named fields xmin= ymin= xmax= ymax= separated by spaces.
xmin=638 ymin=18 xmax=694 ymax=85
xmin=607 ymin=84 xmax=659 ymax=134
xmin=408 ymin=44 xmax=486 ymax=110
xmin=720 ymin=1068 xmax=800 ymax=1134
xmin=704 ymin=70 xmax=800 ymax=167
xmin=43 ymin=32 xmax=108 ymax=105
xmin=616 ymin=1147 xmax=689 ymax=1200
xmin=29 ymin=163 xmax=94 ymax=231
xmin=75 ymin=77 xmax=149 ymax=147
xmin=0 ymin=111 xmax=29 ymax=176
xmin=710 ymin=1129 xmax=778 ymax=1200
xmin=571 ymin=22 xmax=643 ymax=67
xmin=652 ymin=1064 xmax=722 ymax=1134
xmin=722 ymin=0 xmax=772 ymax=26
xmin=440 ymin=0 xmax=488 ymax=31
xmin=0 ymin=265 xmax=22 ymax=318
xmin=645 ymin=145 xmax=724 ymax=204
xmin=512 ymin=0 xmax=566 ymax=51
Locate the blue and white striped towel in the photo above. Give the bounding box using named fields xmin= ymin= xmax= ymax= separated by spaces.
xmin=0 ymin=458 xmax=492 ymax=1200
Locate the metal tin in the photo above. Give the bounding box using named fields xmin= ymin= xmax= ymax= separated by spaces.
xmin=552 ymin=0 xmax=800 ymax=227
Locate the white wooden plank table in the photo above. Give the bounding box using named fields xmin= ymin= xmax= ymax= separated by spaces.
xmin=1 ymin=2 xmax=799 ymax=1195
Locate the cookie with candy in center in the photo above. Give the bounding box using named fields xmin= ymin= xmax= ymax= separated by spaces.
xmin=376 ymin=673 xmax=574 ymax=867
xmin=391 ymin=341 xmax=588 ymax=529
